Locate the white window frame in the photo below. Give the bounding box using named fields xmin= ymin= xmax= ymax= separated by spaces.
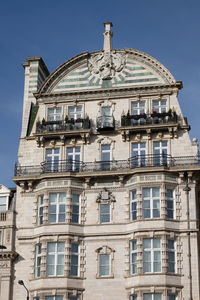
xmin=47 ymin=107 xmax=62 ymax=121
xmin=99 ymin=203 xmax=111 ymax=223
xmin=143 ymin=238 xmax=161 ymax=273
xmin=142 ymin=187 xmax=160 ymax=219
xmin=66 ymin=147 xmax=81 ymax=171
xmin=166 ymin=189 xmax=175 ymax=219
xmin=131 ymin=142 xmax=146 ymax=167
xmin=130 ymin=190 xmax=137 ymax=221
xmin=71 ymin=194 xmax=80 ymax=224
xmin=0 ymin=195 xmax=8 ymax=211
xmin=45 ymin=296 xmax=63 ymax=300
xmin=131 ymin=101 xmax=145 ymax=115
xmin=143 ymin=293 xmax=162 ymax=300
xmin=130 ymin=239 xmax=137 ymax=274
xmin=68 ymin=105 xmax=83 ymax=120
xmin=47 ymin=242 xmax=65 ymax=277
xmin=48 ymin=193 xmax=66 ymax=223
xmin=46 ymin=148 xmax=60 ymax=172
xmin=152 ymin=99 xmax=167 ymax=113
xmin=37 ymin=195 xmax=44 ymax=225
xmin=167 ymin=239 xmax=176 ymax=273
xmin=99 ymin=253 xmax=111 ymax=277
xmin=70 ymin=242 xmax=80 ymax=277
xmin=35 ymin=243 xmax=42 ymax=278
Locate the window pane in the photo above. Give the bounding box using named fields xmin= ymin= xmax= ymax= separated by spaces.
xmin=101 ymin=144 xmax=110 ymax=151
xmin=153 ymin=238 xmax=160 ymax=248
xmin=143 ymin=239 xmax=151 ymax=249
xmin=143 ymin=188 xmax=150 ymax=198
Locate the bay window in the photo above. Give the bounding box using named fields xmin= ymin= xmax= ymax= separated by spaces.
xmin=142 ymin=187 xmax=160 ymax=219
xmin=166 ymin=189 xmax=174 ymax=219
xmin=167 ymin=239 xmax=175 ymax=273
xmin=130 ymin=190 xmax=137 ymax=220
xmin=35 ymin=243 xmax=42 ymax=278
xmin=37 ymin=195 xmax=44 ymax=225
xmin=130 ymin=240 xmax=137 ymax=274
xmin=71 ymin=194 xmax=80 ymax=224
xmin=143 ymin=238 xmax=161 ymax=273
xmin=47 ymin=242 xmax=65 ymax=276
xmin=48 ymin=193 xmax=66 ymax=223
xmin=70 ymin=242 xmax=79 ymax=276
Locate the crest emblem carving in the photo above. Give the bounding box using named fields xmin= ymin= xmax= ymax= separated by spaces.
xmin=88 ymin=51 xmax=126 ymax=80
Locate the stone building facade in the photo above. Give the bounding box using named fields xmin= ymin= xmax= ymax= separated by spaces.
xmin=3 ymin=23 xmax=200 ymax=300
xmin=0 ymin=185 xmax=16 ymax=300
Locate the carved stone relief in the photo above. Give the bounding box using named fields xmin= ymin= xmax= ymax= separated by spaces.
xmin=88 ymin=51 xmax=126 ymax=80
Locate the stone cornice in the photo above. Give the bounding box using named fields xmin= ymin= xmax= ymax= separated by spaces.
xmin=35 ymin=82 xmax=182 ymax=101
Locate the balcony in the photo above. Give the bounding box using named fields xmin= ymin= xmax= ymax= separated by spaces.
xmin=35 ymin=118 xmax=91 ymax=145
xmin=14 ymin=154 xmax=200 ymax=179
xmin=96 ymin=116 xmax=115 ymax=132
xmin=120 ymin=111 xmax=190 ymax=140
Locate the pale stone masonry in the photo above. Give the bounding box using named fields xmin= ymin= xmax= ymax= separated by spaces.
xmin=1 ymin=23 xmax=200 ymax=300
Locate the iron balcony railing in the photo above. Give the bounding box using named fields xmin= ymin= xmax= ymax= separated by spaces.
xmin=96 ymin=116 xmax=115 ymax=131
xmin=121 ymin=111 xmax=180 ymax=127
xmin=36 ymin=118 xmax=91 ymax=134
xmin=14 ymin=154 xmax=200 ymax=177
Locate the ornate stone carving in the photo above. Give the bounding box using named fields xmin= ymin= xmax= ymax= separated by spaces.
xmin=96 ymin=188 xmax=115 ymax=204
xmin=88 ymin=51 xmax=126 ymax=80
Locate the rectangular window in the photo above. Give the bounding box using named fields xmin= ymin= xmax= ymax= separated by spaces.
xmin=166 ymin=189 xmax=174 ymax=219
xmin=70 ymin=242 xmax=79 ymax=276
xmin=131 ymin=295 xmax=137 ymax=300
xmin=152 ymin=99 xmax=167 ymax=113
xmin=101 ymin=144 xmax=111 ymax=170
xmin=100 ymin=203 xmax=110 ymax=223
xmin=142 ymin=188 xmax=160 ymax=219
xmin=35 ymin=243 xmax=42 ymax=278
xmin=48 ymin=193 xmax=66 ymax=223
xmin=143 ymin=238 xmax=161 ymax=273
xmin=102 ymin=106 xmax=111 ymax=117
xmin=153 ymin=141 xmax=168 ymax=166
xmin=130 ymin=240 xmax=137 ymax=274
xmin=0 ymin=196 xmax=7 ymax=211
xmin=47 ymin=107 xmax=62 ymax=121
xmin=47 ymin=242 xmax=65 ymax=276
xmin=66 ymin=147 xmax=81 ymax=171
xmin=71 ymin=194 xmax=80 ymax=224
xmin=143 ymin=294 xmax=162 ymax=300
xmin=46 ymin=148 xmax=60 ymax=172
xmin=45 ymin=297 xmax=63 ymax=300
xmin=168 ymin=294 xmax=176 ymax=300
xmin=131 ymin=101 xmax=145 ymax=115
xmin=37 ymin=195 xmax=44 ymax=225
xmin=167 ymin=239 xmax=175 ymax=273
xmin=131 ymin=143 xmax=146 ymax=167
xmin=68 ymin=105 xmax=82 ymax=120
xmin=99 ymin=254 xmax=110 ymax=276
xmin=130 ymin=190 xmax=137 ymax=220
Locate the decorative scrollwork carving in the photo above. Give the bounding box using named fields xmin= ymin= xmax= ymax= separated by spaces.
xmin=88 ymin=51 xmax=126 ymax=80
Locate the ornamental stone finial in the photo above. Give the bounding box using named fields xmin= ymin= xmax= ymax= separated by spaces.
xmin=103 ymin=22 xmax=113 ymax=52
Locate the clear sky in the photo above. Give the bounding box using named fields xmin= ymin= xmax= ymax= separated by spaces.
xmin=0 ymin=0 xmax=200 ymax=187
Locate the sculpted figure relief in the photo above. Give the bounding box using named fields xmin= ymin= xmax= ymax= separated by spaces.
xmin=88 ymin=51 xmax=126 ymax=80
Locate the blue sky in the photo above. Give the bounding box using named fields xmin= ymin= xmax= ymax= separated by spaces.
xmin=0 ymin=0 xmax=200 ymax=187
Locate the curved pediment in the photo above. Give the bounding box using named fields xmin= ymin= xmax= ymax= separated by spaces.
xmin=38 ymin=49 xmax=176 ymax=94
